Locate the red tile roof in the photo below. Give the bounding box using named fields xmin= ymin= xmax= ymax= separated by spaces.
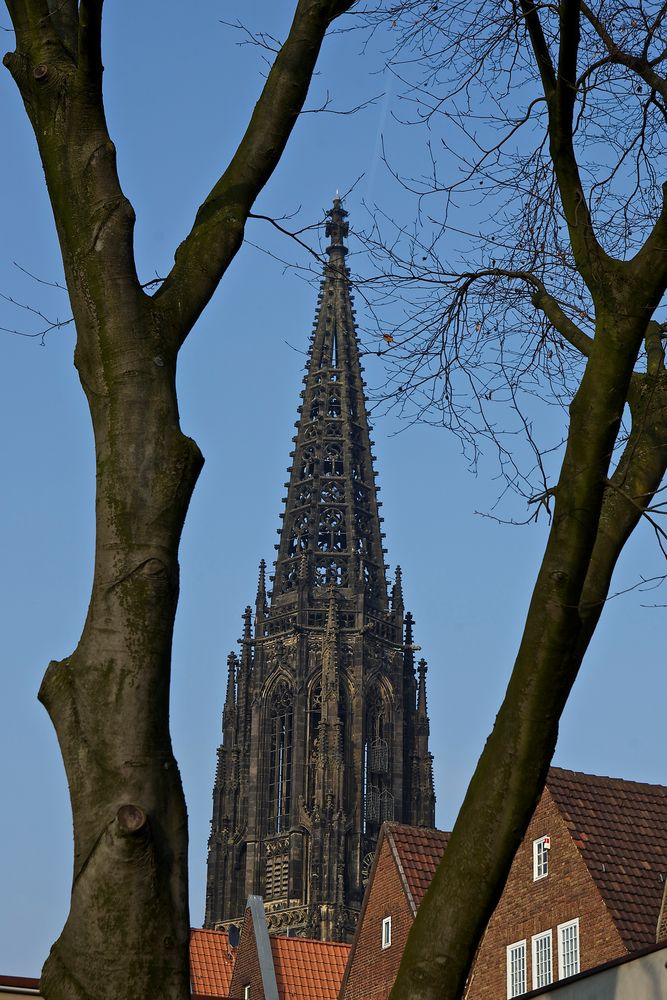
xmin=270 ymin=936 xmax=351 ymax=1000
xmin=547 ymin=768 xmax=667 ymax=951
xmin=189 ymin=928 xmax=236 ymax=997
xmin=386 ymin=824 xmax=450 ymax=912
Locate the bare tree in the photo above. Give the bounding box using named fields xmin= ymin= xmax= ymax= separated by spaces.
xmin=2 ymin=3 xmax=354 ymax=999
xmin=352 ymin=2 xmax=667 ymax=997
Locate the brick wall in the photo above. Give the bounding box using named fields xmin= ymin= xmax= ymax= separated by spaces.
xmin=340 ymin=835 xmax=414 ymax=1000
xmin=228 ymin=907 xmax=265 ymax=1000
xmin=465 ymin=789 xmax=625 ymax=1000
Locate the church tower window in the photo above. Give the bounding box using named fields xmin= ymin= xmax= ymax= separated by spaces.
xmin=267 ymin=682 xmax=293 ymax=834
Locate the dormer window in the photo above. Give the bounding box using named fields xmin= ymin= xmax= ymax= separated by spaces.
xmin=533 ymin=836 xmax=551 ymax=880
xmin=382 ymin=915 xmax=392 ymax=949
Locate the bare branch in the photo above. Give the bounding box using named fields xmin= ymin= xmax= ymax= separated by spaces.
xmin=155 ymin=0 xmax=355 ymax=340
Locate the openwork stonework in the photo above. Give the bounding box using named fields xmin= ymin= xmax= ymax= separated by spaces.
xmin=205 ymin=199 xmax=436 ymax=942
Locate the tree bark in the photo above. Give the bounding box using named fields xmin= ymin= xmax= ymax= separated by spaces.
xmin=392 ymin=308 xmax=667 ymax=1000
xmin=390 ymin=3 xmax=667 ymax=992
xmin=3 ymin=2 xmax=354 ymax=997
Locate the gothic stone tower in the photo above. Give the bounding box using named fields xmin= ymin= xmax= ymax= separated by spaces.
xmin=205 ymin=199 xmax=435 ymax=942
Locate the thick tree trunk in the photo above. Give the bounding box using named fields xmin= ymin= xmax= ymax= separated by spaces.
xmin=3 ymin=2 xmax=355 ymax=995
xmin=38 ymin=307 xmax=203 ymax=1000
xmin=391 ymin=311 xmax=667 ymax=1000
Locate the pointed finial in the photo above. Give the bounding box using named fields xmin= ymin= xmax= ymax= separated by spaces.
xmin=256 ymin=559 xmax=266 ymax=603
xmin=323 ymin=583 xmax=338 ymax=644
xmin=255 ymin=560 xmax=267 ymax=622
xmin=242 ymin=605 xmax=252 ymax=641
xmin=391 ymin=565 xmax=404 ymax=611
xmin=299 ymin=551 xmax=309 ymax=581
xmin=239 ymin=606 xmax=253 ymax=671
xmin=417 ymin=658 xmax=428 ymax=717
xmin=223 ymin=651 xmax=237 ymax=729
xmin=325 ymin=197 xmax=349 ymax=258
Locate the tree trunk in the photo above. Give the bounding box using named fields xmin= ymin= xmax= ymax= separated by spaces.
xmin=391 ymin=310 xmax=667 ymax=1000
xmin=3 ymin=2 xmax=355 ymax=996
xmin=39 ymin=302 xmax=203 ymax=1000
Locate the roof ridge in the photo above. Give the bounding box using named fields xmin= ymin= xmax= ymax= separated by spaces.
xmin=271 ymin=935 xmax=351 ymax=948
xmin=548 ymin=766 xmax=667 ymax=791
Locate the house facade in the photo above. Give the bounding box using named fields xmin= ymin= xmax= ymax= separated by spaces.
xmin=339 ymin=768 xmax=667 ymax=999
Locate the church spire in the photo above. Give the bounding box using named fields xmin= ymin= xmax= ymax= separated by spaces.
xmin=271 ymin=198 xmax=387 ymax=611
xmin=205 ymin=198 xmax=436 ymax=943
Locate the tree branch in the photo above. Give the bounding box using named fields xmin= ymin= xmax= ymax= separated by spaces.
xmin=519 ymin=0 xmax=556 ymax=98
xmin=155 ymin=0 xmax=355 ymax=341
xmin=78 ymin=0 xmax=103 ymax=78
xmin=631 ymin=180 xmax=667 ymax=300
xmin=529 ymin=282 xmax=592 ymax=356
xmin=457 ymin=267 xmax=593 ymax=356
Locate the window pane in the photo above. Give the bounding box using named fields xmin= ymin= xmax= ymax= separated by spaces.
xmin=533 ymin=837 xmax=550 ymax=879
xmin=532 ymin=932 xmax=552 ymax=989
xmin=507 ymin=941 xmax=526 ymax=998
xmin=558 ymin=920 xmax=580 ymax=979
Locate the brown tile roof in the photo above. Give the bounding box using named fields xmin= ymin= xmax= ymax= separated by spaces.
xmin=189 ymin=928 xmax=236 ymax=997
xmin=270 ymin=936 xmax=351 ymax=1000
xmin=386 ymin=824 xmax=450 ymax=912
xmin=547 ymin=767 xmax=667 ymax=952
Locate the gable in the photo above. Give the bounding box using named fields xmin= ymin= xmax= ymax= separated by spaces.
xmin=547 ymin=768 xmax=667 ymax=951
xmin=340 ymin=830 xmax=416 ymax=1000
xmin=228 ymin=906 xmax=266 ymax=1000
xmin=465 ymin=787 xmax=624 ymax=999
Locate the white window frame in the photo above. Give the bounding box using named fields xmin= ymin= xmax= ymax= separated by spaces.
xmin=531 ymin=930 xmax=553 ymax=989
xmin=557 ymin=918 xmax=580 ymax=980
xmin=244 ymin=986 xmax=250 ymax=1000
xmin=533 ymin=836 xmax=550 ymax=880
xmin=506 ymin=939 xmax=527 ymax=998
xmin=381 ymin=915 xmax=392 ymax=949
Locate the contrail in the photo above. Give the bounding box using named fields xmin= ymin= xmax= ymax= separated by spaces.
xmin=364 ymin=68 xmax=395 ymax=205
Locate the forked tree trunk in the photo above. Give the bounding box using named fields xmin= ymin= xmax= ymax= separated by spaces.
xmin=390 ymin=161 xmax=667 ymax=1000
xmin=3 ymin=1 xmax=354 ymax=997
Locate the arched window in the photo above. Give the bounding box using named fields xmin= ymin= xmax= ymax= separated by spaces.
xmin=317 ymin=508 xmax=346 ymax=552
xmin=281 ymin=561 xmax=299 ymax=593
xmin=310 ymin=388 xmax=321 ymax=422
xmin=287 ymin=513 xmax=310 ymax=557
xmin=306 ymin=682 xmax=322 ymax=810
xmin=327 ymin=393 xmax=342 ymax=418
xmin=296 ymin=485 xmax=312 ymax=507
xmin=323 ymin=443 xmax=343 ymax=477
xmin=363 ymin=687 xmax=392 ymax=831
xmin=267 ymin=682 xmax=293 ymax=834
xmin=300 ymin=447 xmax=317 ymax=480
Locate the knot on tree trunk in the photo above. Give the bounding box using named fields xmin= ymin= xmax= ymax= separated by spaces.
xmin=116 ymin=804 xmax=147 ymax=835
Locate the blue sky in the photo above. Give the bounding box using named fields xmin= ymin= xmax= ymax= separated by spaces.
xmin=1 ymin=0 xmax=665 ymax=976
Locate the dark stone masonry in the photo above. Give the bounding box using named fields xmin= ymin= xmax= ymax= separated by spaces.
xmin=205 ymin=199 xmax=435 ymax=942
